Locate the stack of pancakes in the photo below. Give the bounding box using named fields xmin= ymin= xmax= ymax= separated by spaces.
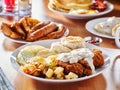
xmin=49 ymin=0 xmax=93 ymax=13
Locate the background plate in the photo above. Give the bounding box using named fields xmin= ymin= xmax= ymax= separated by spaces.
xmin=85 ymin=17 xmax=120 ymax=39
xmin=48 ymin=2 xmax=114 ymax=19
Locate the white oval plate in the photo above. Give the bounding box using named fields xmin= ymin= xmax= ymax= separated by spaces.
xmin=48 ymin=2 xmax=113 ymax=19
xmin=85 ymin=17 xmax=120 ymax=39
xmin=10 ymin=39 xmax=110 ymax=83
xmin=4 ymin=27 xmax=69 ymax=44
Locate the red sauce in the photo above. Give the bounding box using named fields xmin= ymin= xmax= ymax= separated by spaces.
xmin=87 ymin=40 xmax=99 ymax=44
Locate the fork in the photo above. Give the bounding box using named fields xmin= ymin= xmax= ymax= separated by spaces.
xmin=0 ymin=67 xmax=15 ymax=90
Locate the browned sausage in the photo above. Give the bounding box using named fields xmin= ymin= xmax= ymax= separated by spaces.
xmin=47 ymin=25 xmax=66 ymax=39
xmin=38 ymin=36 xmax=49 ymax=40
xmin=26 ymin=22 xmax=58 ymax=41
xmin=30 ymin=20 xmax=51 ymax=33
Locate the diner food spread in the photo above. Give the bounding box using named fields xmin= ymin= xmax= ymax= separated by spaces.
xmin=16 ymin=36 xmax=105 ymax=80
xmin=0 ymin=16 xmax=68 ymax=42
xmin=0 ymin=0 xmax=117 ymax=89
xmin=94 ymin=16 xmax=120 ymax=36
xmin=49 ymin=0 xmax=107 ymax=15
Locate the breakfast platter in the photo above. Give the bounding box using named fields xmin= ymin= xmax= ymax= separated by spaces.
xmin=1 ymin=0 xmax=120 ymax=89
xmin=0 ymin=16 xmax=69 ymax=43
xmin=48 ymin=0 xmax=114 ymax=19
xmin=10 ymin=36 xmax=110 ymax=82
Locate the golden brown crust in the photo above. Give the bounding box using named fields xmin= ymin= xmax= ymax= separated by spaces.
xmin=26 ymin=16 xmax=40 ymax=28
xmin=56 ymin=60 xmax=84 ymax=77
xmin=26 ymin=22 xmax=58 ymax=41
xmin=0 ymin=17 xmax=67 ymax=41
xmin=56 ymin=49 xmax=104 ymax=76
xmin=19 ymin=17 xmax=31 ymax=33
xmin=78 ymin=59 xmax=92 ymax=75
xmin=30 ymin=21 xmax=51 ymax=33
xmin=38 ymin=36 xmax=49 ymax=40
xmin=92 ymin=49 xmax=104 ymax=68
xmin=11 ymin=22 xmax=26 ymax=37
xmin=1 ymin=22 xmax=22 ymax=39
xmin=47 ymin=25 xmax=66 ymax=39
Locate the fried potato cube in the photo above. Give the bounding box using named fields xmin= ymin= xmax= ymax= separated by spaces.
xmin=65 ymin=72 xmax=78 ymax=79
xmin=56 ymin=74 xmax=64 ymax=79
xmin=54 ymin=67 xmax=64 ymax=79
xmin=32 ymin=69 xmax=41 ymax=76
xmin=54 ymin=67 xmax=64 ymax=74
xmin=45 ymin=68 xmax=54 ymax=78
xmin=46 ymin=55 xmax=58 ymax=68
xmin=38 ymin=64 xmax=45 ymax=71
xmin=20 ymin=64 xmax=36 ymax=74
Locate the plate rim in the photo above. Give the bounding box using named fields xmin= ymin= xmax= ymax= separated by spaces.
xmin=85 ymin=17 xmax=120 ymax=39
xmin=48 ymin=1 xmax=114 ymax=19
xmin=10 ymin=39 xmax=111 ymax=83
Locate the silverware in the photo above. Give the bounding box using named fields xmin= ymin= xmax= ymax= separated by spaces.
xmin=0 ymin=67 xmax=15 ymax=90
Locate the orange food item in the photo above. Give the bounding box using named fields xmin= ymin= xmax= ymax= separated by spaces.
xmin=1 ymin=16 xmax=67 ymax=42
xmin=26 ymin=22 xmax=58 ymax=41
xmin=47 ymin=25 xmax=66 ymax=39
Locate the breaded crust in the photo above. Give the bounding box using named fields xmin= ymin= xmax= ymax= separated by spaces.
xmin=56 ymin=49 xmax=104 ymax=77
xmin=57 ymin=60 xmax=84 ymax=77
xmin=92 ymin=49 xmax=104 ymax=68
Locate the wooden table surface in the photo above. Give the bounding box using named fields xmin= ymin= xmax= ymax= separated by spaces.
xmin=1 ymin=0 xmax=120 ymax=90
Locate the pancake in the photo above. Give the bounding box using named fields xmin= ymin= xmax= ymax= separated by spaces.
xmin=49 ymin=0 xmax=92 ymax=11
